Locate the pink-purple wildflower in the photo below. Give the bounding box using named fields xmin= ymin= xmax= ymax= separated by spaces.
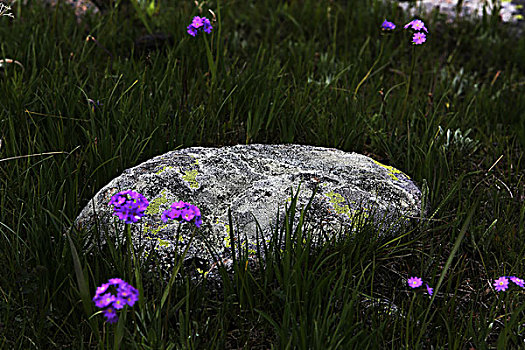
xmin=408 ymin=277 xmax=423 ymax=288
xmin=492 ymin=276 xmax=525 ymax=292
xmin=103 ymin=307 xmax=118 ymax=324
xmin=95 ymin=282 xmax=110 ymax=295
xmin=380 ymin=18 xmax=428 ymax=45
xmin=425 ymin=283 xmax=433 ymax=296
xmin=402 ymin=19 xmax=428 ymax=45
xmin=108 ymin=190 xmax=149 ymax=224
xmin=381 ymin=19 xmax=396 ymax=31
xmin=161 ymin=201 xmax=202 ymax=228
xmin=187 ymin=16 xmax=213 ymax=37
xmin=407 ymin=276 xmax=433 ymax=295
xmin=94 ymin=292 xmax=115 ymax=308
xmin=510 ymin=276 xmax=525 ymax=288
xmin=93 ymin=278 xmax=139 ymax=324
xmin=493 ymin=276 xmax=509 ymax=292
xmin=407 ymin=275 xmax=525 ymax=297
xmin=412 ymin=32 xmax=426 ymax=45
xmin=404 ymin=19 xmax=428 ymax=33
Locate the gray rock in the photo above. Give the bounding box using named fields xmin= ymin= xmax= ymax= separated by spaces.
xmin=71 ymin=144 xmax=425 ymax=291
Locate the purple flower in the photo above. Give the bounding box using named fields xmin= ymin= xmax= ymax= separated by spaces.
xmin=510 ymin=276 xmax=525 ymax=288
xmin=118 ymin=282 xmax=138 ymax=293
xmin=425 ymin=283 xmax=433 ymax=296
xmin=118 ymin=283 xmax=138 ymax=298
xmin=181 ymin=207 xmax=197 ymax=222
xmin=404 ymin=19 xmax=428 ymax=33
xmin=171 ymin=200 xmax=188 ymax=210
xmin=194 ymin=215 xmax=203 ymax=228
xmin=191 ymin=16 xmax=204 ymax=28
xmin=408 ymin=276 xmax=423 ymax=288
xmin=161 ymin=210 xmax=174 ymax=223
xmin=93 ymin=292 xmax=115 ymax=308
xmin=412 ymin=32 xmax=426 ymax=45
xmin=494 ymin=276 xmax=509 ymax=292
xmin=161 ymin=201 xmax=202 ymax=228
xmin=93 ymin=279 xmax=139 ymax=324
xmin=103 ymin=307 xmax=119 ymax=324
xmin=108 ymin=278 xmax=125 ymax=286
xmin=202 ymin=19 xmax=213 ymax=34
xmin=119 ymin=286 xmax=139 ymax=306
xmin=112 ymin=296 xmax=126 ymax=310
xmin=161 ymin=200 xmax=188 ymax=222
xmin=109 ymin=194 xmax=127 ymax=206
xmin=108 ymin=190 xmax=149 ymax=224
xmin=187 ymin=16 xmax=213 ymax=37
xmin=187 ymin=26 xmax=198 ymax=37
xmin=381 ymin=19 xmax=396 ymax=31
xmin=95 ymin=282 xmax=110 ymax=295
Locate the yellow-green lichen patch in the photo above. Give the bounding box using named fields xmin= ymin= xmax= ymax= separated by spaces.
xmin=180 ymin=157 xmax=200 ymax=189
xmin=155 ymin=166 xmax=174 ymax=175
xmin=216 ymin=218 xmax=232 ymax=248
xmin=143 ymin=189 xmax=170 ymax=236
xmin=182 ymin=169 xmax=199 ymax=189
xmin=145 ymin=189 xmax=170 ymax=215
xmin=324 ymin=190 xmax=370 ymax=231
xmin=196 ymin=267 xmax=212 ymax=279
xmin=143 ymin=224 xmax=168 ymax=238
xmin=147 ymin=230 xmax=186 ymax=249
xmin=371 ymin=159 xmax=410 ymax=181
xmin=155 ymin=238 xmax=171 ymax=249
xmin=325 ymin=191 xmax=352 ymax=217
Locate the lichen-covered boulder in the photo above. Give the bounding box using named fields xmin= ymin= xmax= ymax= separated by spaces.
xmin=71 ymin=143 xmax=425 ymax=289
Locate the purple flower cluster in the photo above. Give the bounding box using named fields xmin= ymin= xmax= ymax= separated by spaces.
xmin=407 ymin=276 xmax=433 ymax=296
xmin=493 ymin=276 xmax=525 ymax=292
xmin=380 ymin=18 xmax=428 ymax=45
xmin=161 ymin=200 xmax=202 ymax=228
xmin=404 ymin=19 xmax=428 ymax=33
xmin=108 ymin=190 xmax=149 ymax=224
xmin=405 ymin=19 xmax=428 ymax=45
xmin=187 ymin=16 xmax=213 ymax=37
xmin=381 ymin=19 xmax=396 ymax=31
xmin=93 ymin=278 xmax=139 ymax=324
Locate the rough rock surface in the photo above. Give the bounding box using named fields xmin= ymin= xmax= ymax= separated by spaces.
xmin=72 ymin=143 xmax=426 ymax=291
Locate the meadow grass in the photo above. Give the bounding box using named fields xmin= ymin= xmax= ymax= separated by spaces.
xmin=0 ymin=0 xmax=524 ymax=348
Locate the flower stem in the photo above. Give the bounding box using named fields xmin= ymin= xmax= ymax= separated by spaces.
xmin=203 ymin=34 xmax=217 ymax=90
xmin=353 ymin=41 xmax=384 ymax=101
xmin=203 ymin=0 xmax=221 ymax=91
xmin=401 ymin=45 xmax=417 ymax=122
